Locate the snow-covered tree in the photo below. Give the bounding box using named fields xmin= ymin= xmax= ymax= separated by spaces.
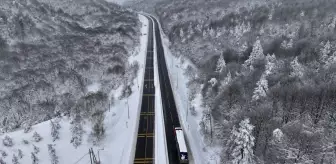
xmin=32 ymin=132 xmax=42 ymax=142
xmin=0 ymin=158 xmax=5 ymax=164
xmin=238 ymin=42 xmax=248 ymax=56
xmin=31 ymin=152 xmax=38 ymax=164
xmin=22 ymin=139 xmax=29 ymax=145
xmin=208 ymin=78 xmax=218 ymax=87
xmin=33 ymin=145 xmax=39 ymax=154
xmin=281 ymin=39 xmax=293 ymax=49
xmin=18 ymin=149 xmax=23 ymax=159
xmin=290 ymin=56 xmax=304 ymax=78
xmin=223 ymin=71 xmax=232 ymax=86
xmin=230 ymin=118 xmax=255 ymax=164
xmin=12 ymin=154 xmax=19 ymax=164
xmin=320 ymin=41 xmax=332 ymax=64
xmin=252 ymin=74 xmax=268 ymax=101
xmin=325 ymin=51 xmax=336 ymax=68
xmin=70 ymin=116 xmax=84 ymax=148
xmin=48 ymin=144 xmax=58 ymax=164
xmin=215 ymin=54 xmax=226 ymax=73
xmin=50 ymin=120 xmax=61 ymax=142
xmin=265 ymin=54 xmax=277 ymax=76
xmin=2 ymin=136 xmax=13 ymax=147
xmin=272 ymin=128 xmax=284 ymax=142
xmin=243 ymin=40 xmax=264 ymax=70
xmin=1 ymin=151 xmax=7 ymax=158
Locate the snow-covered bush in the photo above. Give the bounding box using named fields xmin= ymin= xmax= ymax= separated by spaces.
xmin=22 ymin=139 xmax=29 ymax=145
xmin=1 ymin=151 xmax=7 ymax=158
xmin=32 ymin=132 xmax=42 ymax=142
xmin=2 ymin=136 xmax=13 ymax=147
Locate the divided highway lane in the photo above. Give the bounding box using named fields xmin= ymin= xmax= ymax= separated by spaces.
xmin=150 ymin=16 xmax=181 ymax=164
xmin=134 ymin=16 xmax=155 ymax=164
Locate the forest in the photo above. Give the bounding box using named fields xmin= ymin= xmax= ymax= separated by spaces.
xmin=155 ymin=0 xmax=336 ymax=163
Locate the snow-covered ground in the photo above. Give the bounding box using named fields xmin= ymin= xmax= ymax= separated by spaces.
xmin=153 ymin=16 xmax=222 ymax=164
xmin=0 ymin=14 xmax=149 ymax=164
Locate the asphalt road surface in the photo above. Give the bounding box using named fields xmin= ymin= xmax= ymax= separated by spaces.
xmin=134 ymin=16 xmax=155 ymax=164
xmin=150 ymin=16 xmax=182 ymax=164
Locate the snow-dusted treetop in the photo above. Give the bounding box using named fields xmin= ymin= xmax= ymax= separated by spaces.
xmin=243 ymin=39 xmax=264 ymax=70
xmin=252 ymin=74 xmax=268 ymax=101
xmin=215 ymin=54 xmax=226 ymax=73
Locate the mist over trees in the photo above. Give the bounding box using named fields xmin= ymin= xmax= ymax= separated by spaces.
xmin=156 ymin=0 xmax=336 ymax=163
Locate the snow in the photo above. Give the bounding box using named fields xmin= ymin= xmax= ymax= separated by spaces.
xmin=0 ymin=14 xmax=149 ymax=164
xmin=152 ymin=16 xmax=221 ymax=164
xmin=175 ymin=129 xmax=187 ymax=153
xmin=86 ymin=82 xmax=101 ymax=93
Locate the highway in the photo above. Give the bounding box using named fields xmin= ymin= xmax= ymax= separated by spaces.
xmin=150 ymin=16 xmax=182 ymax=164
xmin=134 ymin=15 xmax=155 ymax=164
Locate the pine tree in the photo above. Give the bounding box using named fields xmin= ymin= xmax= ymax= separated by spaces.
xmin=290 ymin=56 xmax=304 ymax=78
xmin=215 ymin=54 xmax=226 ymax=73
xmin=32 ymin=132 xmax=42 ymax=142
xmin=33 ymin=145 xmax=39 ymax=154
xmin=0 ymin=158 xmax=5 ymax=164
xmin=265 ymin=54 xmax=276 ymax=76
xmin=70 ymin=115 xmax=84 ymax=148
xmin=17 ymin=149 xmax=23 ymax=159
xmin=2 ymin=136 xmax=13 ymax=147
xmin=243 ymin=40 xmax=264 ymax=70
xmin=320 ymin=40 xmax=331 ymax=64
xmin=48 ymin=144 xmax=58 ymax=164
xmin=230 ymin=118 xmax=255 ymax=164
xmin=50 ymin=120 xmax=61 ymax=142
xmin=252 ymin=74 xmax=268 ymax=101
xmin=31 ymin=152 xmax=38 ymax=164
xmin=12 ymin=154 xmax=19 ymax=164
xmin=325 ymin=51 xmax=336 ymax=68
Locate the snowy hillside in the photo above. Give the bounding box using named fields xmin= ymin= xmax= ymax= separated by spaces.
xmin=0 ymin=12 xmax=149 ymax=164
xmin=0 ymin=0 xmax=140 ymax=133
xmin=152 ymin=0 xmax=336 ymax=163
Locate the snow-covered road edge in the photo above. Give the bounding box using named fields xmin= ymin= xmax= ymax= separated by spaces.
xmin=149 ymin=15 xmax=169 ymax=164
xmin=126 ymin=14 xmax=149 ymax=164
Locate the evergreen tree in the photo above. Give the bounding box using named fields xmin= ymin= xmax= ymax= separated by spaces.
xmin=215 ymin=54 xmax=226 ymax=73
xmin=243 ymin=40 xmax=264 ymax=70
xmin=2 ymin=136 xmax=13 ymax=147
xmin=265 ymin=54 xmax=276 ymax=76
xmin=48 ymin=144 xmax=58 ymax=164
xmin=12 ymin=154 xmax=19 ymax=164
xmin=230 ymin=118 xmax=255 ymax=164
xmin=320 ymin=40 xmax=331 ymax=64
xmin=17 ymin=149 xmax=23 ymax=159
xmin=31 ymin=153 xmax=38 ymax=164
xmin=325 ymin=51 xmax=336 ymax=68
xmin=32 ymin=132 xmax=42 ymax=142
xmin=252 ymin=74 xmax=268 ymax=101
xmin=70 ymin=115 xmax=84 ymax=148
xmin=0 ymin=158 xmax=5 ymax=164
xmin=50 ymin=120 xmax=61 ymax=142
xmin=33 ymin=145 xmax=39 ymax=154
xmin=290 ymin=56 xmax=304 ymax=78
